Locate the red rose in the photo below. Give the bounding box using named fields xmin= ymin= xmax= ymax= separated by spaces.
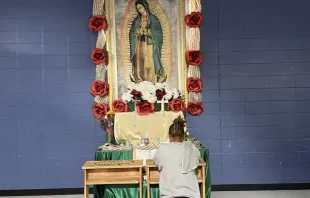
xmin=88 ymin=15 xmax=108 ymax=31
xmin=168 ymin=99 xmax=186 ymax=112
xmin=136 ymin=101 xmax=155 ymax=116
xmin=187 ymin=102 xmax=204 ymax=116
xmin=187 ymin=77 xmax=203 ymax=93
xmin=185 ymin=12 xmax=203 ymax=28
xmin=92 ymin=103 xmax=108 ymax=119
xmin=112 ymin=100 xmax=129 ymax=112
xmin=186 ymin=50 xmax=203 ymax=66
xmin=91 ymin=48 xmax=107 ymax=65
xmin=156 ymin=89 xmax=166 ymax=100
xmin=130 ymin=89 xmax=142 ymax=97
xmin=90 ymin=80 xmax=109 ymax=97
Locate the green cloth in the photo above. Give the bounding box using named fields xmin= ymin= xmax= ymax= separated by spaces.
xmin=93 ymin=145 xmax=211 ymax=198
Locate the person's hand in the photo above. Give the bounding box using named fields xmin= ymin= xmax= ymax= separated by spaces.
xmin=137 ymin=77 xmax=143 ymax=82
xmin=136 ymin=28 xmax=142 ymax=36
xmin=147 ymin=28 xmax=152 ymax=36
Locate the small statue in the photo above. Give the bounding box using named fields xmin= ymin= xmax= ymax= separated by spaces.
xmin=144 ymin=138 xmax=149 ymax=145
xmin=100 ymin=110 xmax=117 ymax=144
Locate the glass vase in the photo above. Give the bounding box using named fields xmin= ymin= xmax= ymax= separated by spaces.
xmin=107 ymin=133 xmax=111 ymax=144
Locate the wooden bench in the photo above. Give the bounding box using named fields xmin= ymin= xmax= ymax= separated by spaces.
xmin=145 ymin=158 xmax=206 ymax=198
xmin=82 ymin=160 xmax=143 ymax=198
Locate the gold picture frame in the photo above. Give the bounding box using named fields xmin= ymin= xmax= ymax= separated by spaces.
xmin=104 ymin=0 xmax=188 ymax=106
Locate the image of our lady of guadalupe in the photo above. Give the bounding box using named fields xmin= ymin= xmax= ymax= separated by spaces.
xmin=129 ymin=0 xmax=167 ymax=83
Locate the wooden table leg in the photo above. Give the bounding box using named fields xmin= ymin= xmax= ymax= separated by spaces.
xmin=147 ymin=167 xmax=150 ymax=198
xmin=140 ymin=167 xmax=143 ymax=198
xmin=84 ymin=170 xmax=89 ymax=198
xmin=201 ymin=165 xmax=206 ymax=198
xmin=84 ymin=185 xmax=89 ymax=198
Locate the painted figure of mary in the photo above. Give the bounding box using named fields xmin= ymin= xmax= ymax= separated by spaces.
xmin=129 ymin=0 xmax=166 ymax=83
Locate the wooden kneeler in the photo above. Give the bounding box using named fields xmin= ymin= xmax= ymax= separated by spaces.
xmin=145 ymin=158 xmax=206 ymax=198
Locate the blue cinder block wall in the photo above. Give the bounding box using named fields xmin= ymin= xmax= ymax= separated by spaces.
xmin=0 ymin=0 xmax=310 ymax=190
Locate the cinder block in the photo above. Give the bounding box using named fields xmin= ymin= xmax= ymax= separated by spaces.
xmin=202 ymin=102 xmax=220 ymax=114
xmin=296 ymin=88 xmax=310 ymax=100
xmin=270 ymin=75 xmax=295 ymax=88
xmin=296 ymin=75 xmax=310 ymax=87
xmin=202 ymin=77 xmax=219 ymax=90
xmin=221 ymin=114 xmax=245 ymax=127
xmin=44 ymin=68 xmax=69 ymax=82
xmin=219 ymin=39 xmax=269 ymax=51
xmin=245 ymin=114 xmax=269 ymax=126
xmin=43 ymin=55 xmax=68 ymax=68
xmin=245 ymin=88 xmax=295 ymax=101
xmin=221 ymin=102 xmax=245 ymax=114
xmin=201 ymin=90 xmax=220 ymax=102
xmin=221 ymin=76 xmax=269 ymax=89
xmin=246 ymin=101 xmax=270 ymax=113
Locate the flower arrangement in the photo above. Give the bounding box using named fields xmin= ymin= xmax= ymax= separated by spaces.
xmin=121 ymin=81 xmax=181 ymax=103
xmin=114 ymin=81 xmax=186 ymax=115
xmin=100 ymin=109 xmax=115 ymax=144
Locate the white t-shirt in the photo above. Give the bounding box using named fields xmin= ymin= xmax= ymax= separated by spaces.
xmin=153 ymin=142 xmax=201 ymax=198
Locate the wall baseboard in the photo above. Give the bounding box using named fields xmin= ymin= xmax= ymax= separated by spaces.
xmin=211 ymin=183 xmax=310 ymax=191
xmin=0 ymin=183 xmax=309 ymax=196
xmin=0 ymin=188 xmax=92 ymax=196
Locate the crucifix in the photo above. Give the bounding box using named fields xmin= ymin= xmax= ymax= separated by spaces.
xmin=133 ymin=97 xmax=139 ymax=130
xmin=156 ymin=98 xmax=169 ymax=133
xmin=156 ymin=98 xmax=169 ymax=112
xmin=133 ymin=98 xmax=139 ymax=112
xmin=156 ymin=98 xmax=169 ymax=122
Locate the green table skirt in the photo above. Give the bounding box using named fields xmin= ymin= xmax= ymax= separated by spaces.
xmin=93 ymin=145 xmax=211 ymax=198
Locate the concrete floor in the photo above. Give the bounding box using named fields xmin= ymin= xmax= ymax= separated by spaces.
xmin=1 ymin=190 xmax=310 ymax=198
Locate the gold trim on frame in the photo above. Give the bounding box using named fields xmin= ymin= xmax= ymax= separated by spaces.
xmin=177 ymin=0 xmax=188 ymax=106
xmin=105 ymin=0 xmax=187 ymax=106
xmin=105 ymin=0 xmax=113 ymax=106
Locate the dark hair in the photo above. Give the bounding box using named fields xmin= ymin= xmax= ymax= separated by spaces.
xmin=168 ymin=115 xmax=187 ymax=137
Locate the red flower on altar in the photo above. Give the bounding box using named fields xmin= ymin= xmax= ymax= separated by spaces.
xmin=91 ymin=48 xmax=107 ymax=65
xmin=186 ymin=50 xmax=203 ymax=66
xmin=136 ymin=101 xmax=155 ymax=116
xmin=168 ymin=98 xmax=186 ymax=112
xmin=112 ymin=100 xmax=129 ymax=112
xmin=187 ymin=77 xmax=203 ymax=93
xmin=92 ymin=103 xmax=108 ymax=119
xmin=155 ymin=89 xmax=166 ymax=100
xmin=88 ymin=15 xmax=108 ymax=31
xmin=90 ymin=80 xmax=109 ymax=97
xmin=130 ymin=89 xmax=142 ymax=97
xmin=187 ymin=102 xmax=204 ymax=116
xmin=185 ymin=12 xmax=203 ymax=28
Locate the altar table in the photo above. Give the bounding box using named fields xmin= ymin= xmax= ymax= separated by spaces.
xmin=93 ymin=145 xmax=211 ymax=198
